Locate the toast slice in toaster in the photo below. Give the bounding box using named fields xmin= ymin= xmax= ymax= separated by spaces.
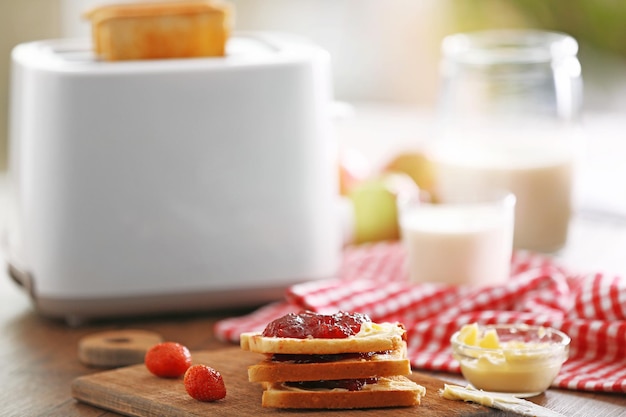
xmin=84 ymin=1 xmax=232 ymax=61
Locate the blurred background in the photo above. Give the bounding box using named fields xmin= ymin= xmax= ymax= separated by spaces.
xmin=1 ymin=0 xmax=626 ymax=173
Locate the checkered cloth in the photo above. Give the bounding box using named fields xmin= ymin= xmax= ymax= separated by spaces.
xmin=214 ymin=241 xmax=626 ymax=393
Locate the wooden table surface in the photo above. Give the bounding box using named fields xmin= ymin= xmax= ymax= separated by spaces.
xmin=1 ymin=268 xmax=625 ymax=417
xmin=2 ymin=164 xmax=626 ymax=417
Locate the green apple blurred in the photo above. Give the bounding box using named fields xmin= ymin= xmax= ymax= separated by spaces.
xmin=348 ymin=173 xmax=418 ymax=244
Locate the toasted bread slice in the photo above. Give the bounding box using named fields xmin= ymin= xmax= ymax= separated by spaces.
xmin=240 ymin=322 xmax=406 ymax=355
xmin=261 ymin=376 xmax=425 ymax=409
xmin=84 ymin=0 xmax=231 ymax=61
xmin=248 ymin=344 xmax=410 ymax=383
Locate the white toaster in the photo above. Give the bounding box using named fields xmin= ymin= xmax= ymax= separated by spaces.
xmin=6 ymin=33 xmax=341 ymax=324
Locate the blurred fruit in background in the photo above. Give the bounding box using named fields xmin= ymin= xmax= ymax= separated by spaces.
xmin=338 ymin=147 xmax=372 ymax=196
xmin=382 ymin=151 xmax=435 ymax=199
xmin=347 ymin=173 xmax=418 ymax=244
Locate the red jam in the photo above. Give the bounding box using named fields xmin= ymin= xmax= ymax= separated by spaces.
xmin=262 ymin=311 xmax=371 ymax=339
xmin=271 ymin=351 xmax=389 ymax=364
xmin=286 ymin=378 xmax=379 ymax=392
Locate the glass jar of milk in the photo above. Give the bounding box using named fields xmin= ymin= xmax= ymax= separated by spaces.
xmin=431 ymin=30 xmax=583 ymax=253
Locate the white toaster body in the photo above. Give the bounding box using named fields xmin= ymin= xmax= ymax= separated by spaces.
xmin=7 ymin=33 xmax=341 ymax=324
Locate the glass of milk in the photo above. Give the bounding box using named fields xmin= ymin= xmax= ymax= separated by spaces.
xmin=398 ymin=190 xmax=515 ymax=286
xmin=432 ymin=30 xmax=583 ymax=253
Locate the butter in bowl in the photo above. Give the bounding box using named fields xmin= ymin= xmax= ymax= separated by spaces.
xmin=450 ymin=323 xmax=570 ymax=397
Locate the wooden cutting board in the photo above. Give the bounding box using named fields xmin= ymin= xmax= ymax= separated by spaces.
xmin=72 ymin=347 xmax=488 ymax=417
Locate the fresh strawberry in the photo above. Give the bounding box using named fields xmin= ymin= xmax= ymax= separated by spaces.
xmin=144 ymin=342 xmax=192 ymax=378
xmin=184 ymin=364 xmax=227 ymax=402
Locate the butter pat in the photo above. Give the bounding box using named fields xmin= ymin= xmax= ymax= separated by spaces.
xmin=441 ymin=384 xmax=566 ymax=417
xmin=441 ymin=383 xmax=501 ymax=407
xmin=84 ymin=1 xmax=232 ymax=61
xmin=356 ymin=322 xmax=404 ymax=338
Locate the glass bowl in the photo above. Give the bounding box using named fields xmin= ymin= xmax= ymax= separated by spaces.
xmin=451 ymin=323 xmax=570 ymax=397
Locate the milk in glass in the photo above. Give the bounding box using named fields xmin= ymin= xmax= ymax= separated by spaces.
xmin=399 ymin=192 xmax=515 ymax=286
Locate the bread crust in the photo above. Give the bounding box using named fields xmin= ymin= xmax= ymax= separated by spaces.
xmin=261 ymin=376 xmax=425 ymax=409
xmin=248 ymin=346 xmax=411 ymax=382
xmin=240 ymin=324 xmax=406 ymax=355
xmin=84 ymin=1 xmax=226 ymax=20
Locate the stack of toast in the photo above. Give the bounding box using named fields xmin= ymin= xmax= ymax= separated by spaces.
xmin=240 ymin=313 xmax=426 ymax=409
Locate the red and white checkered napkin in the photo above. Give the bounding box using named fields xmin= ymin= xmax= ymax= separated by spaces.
xmin=214 ymin=242 xmax=626 ymax=393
